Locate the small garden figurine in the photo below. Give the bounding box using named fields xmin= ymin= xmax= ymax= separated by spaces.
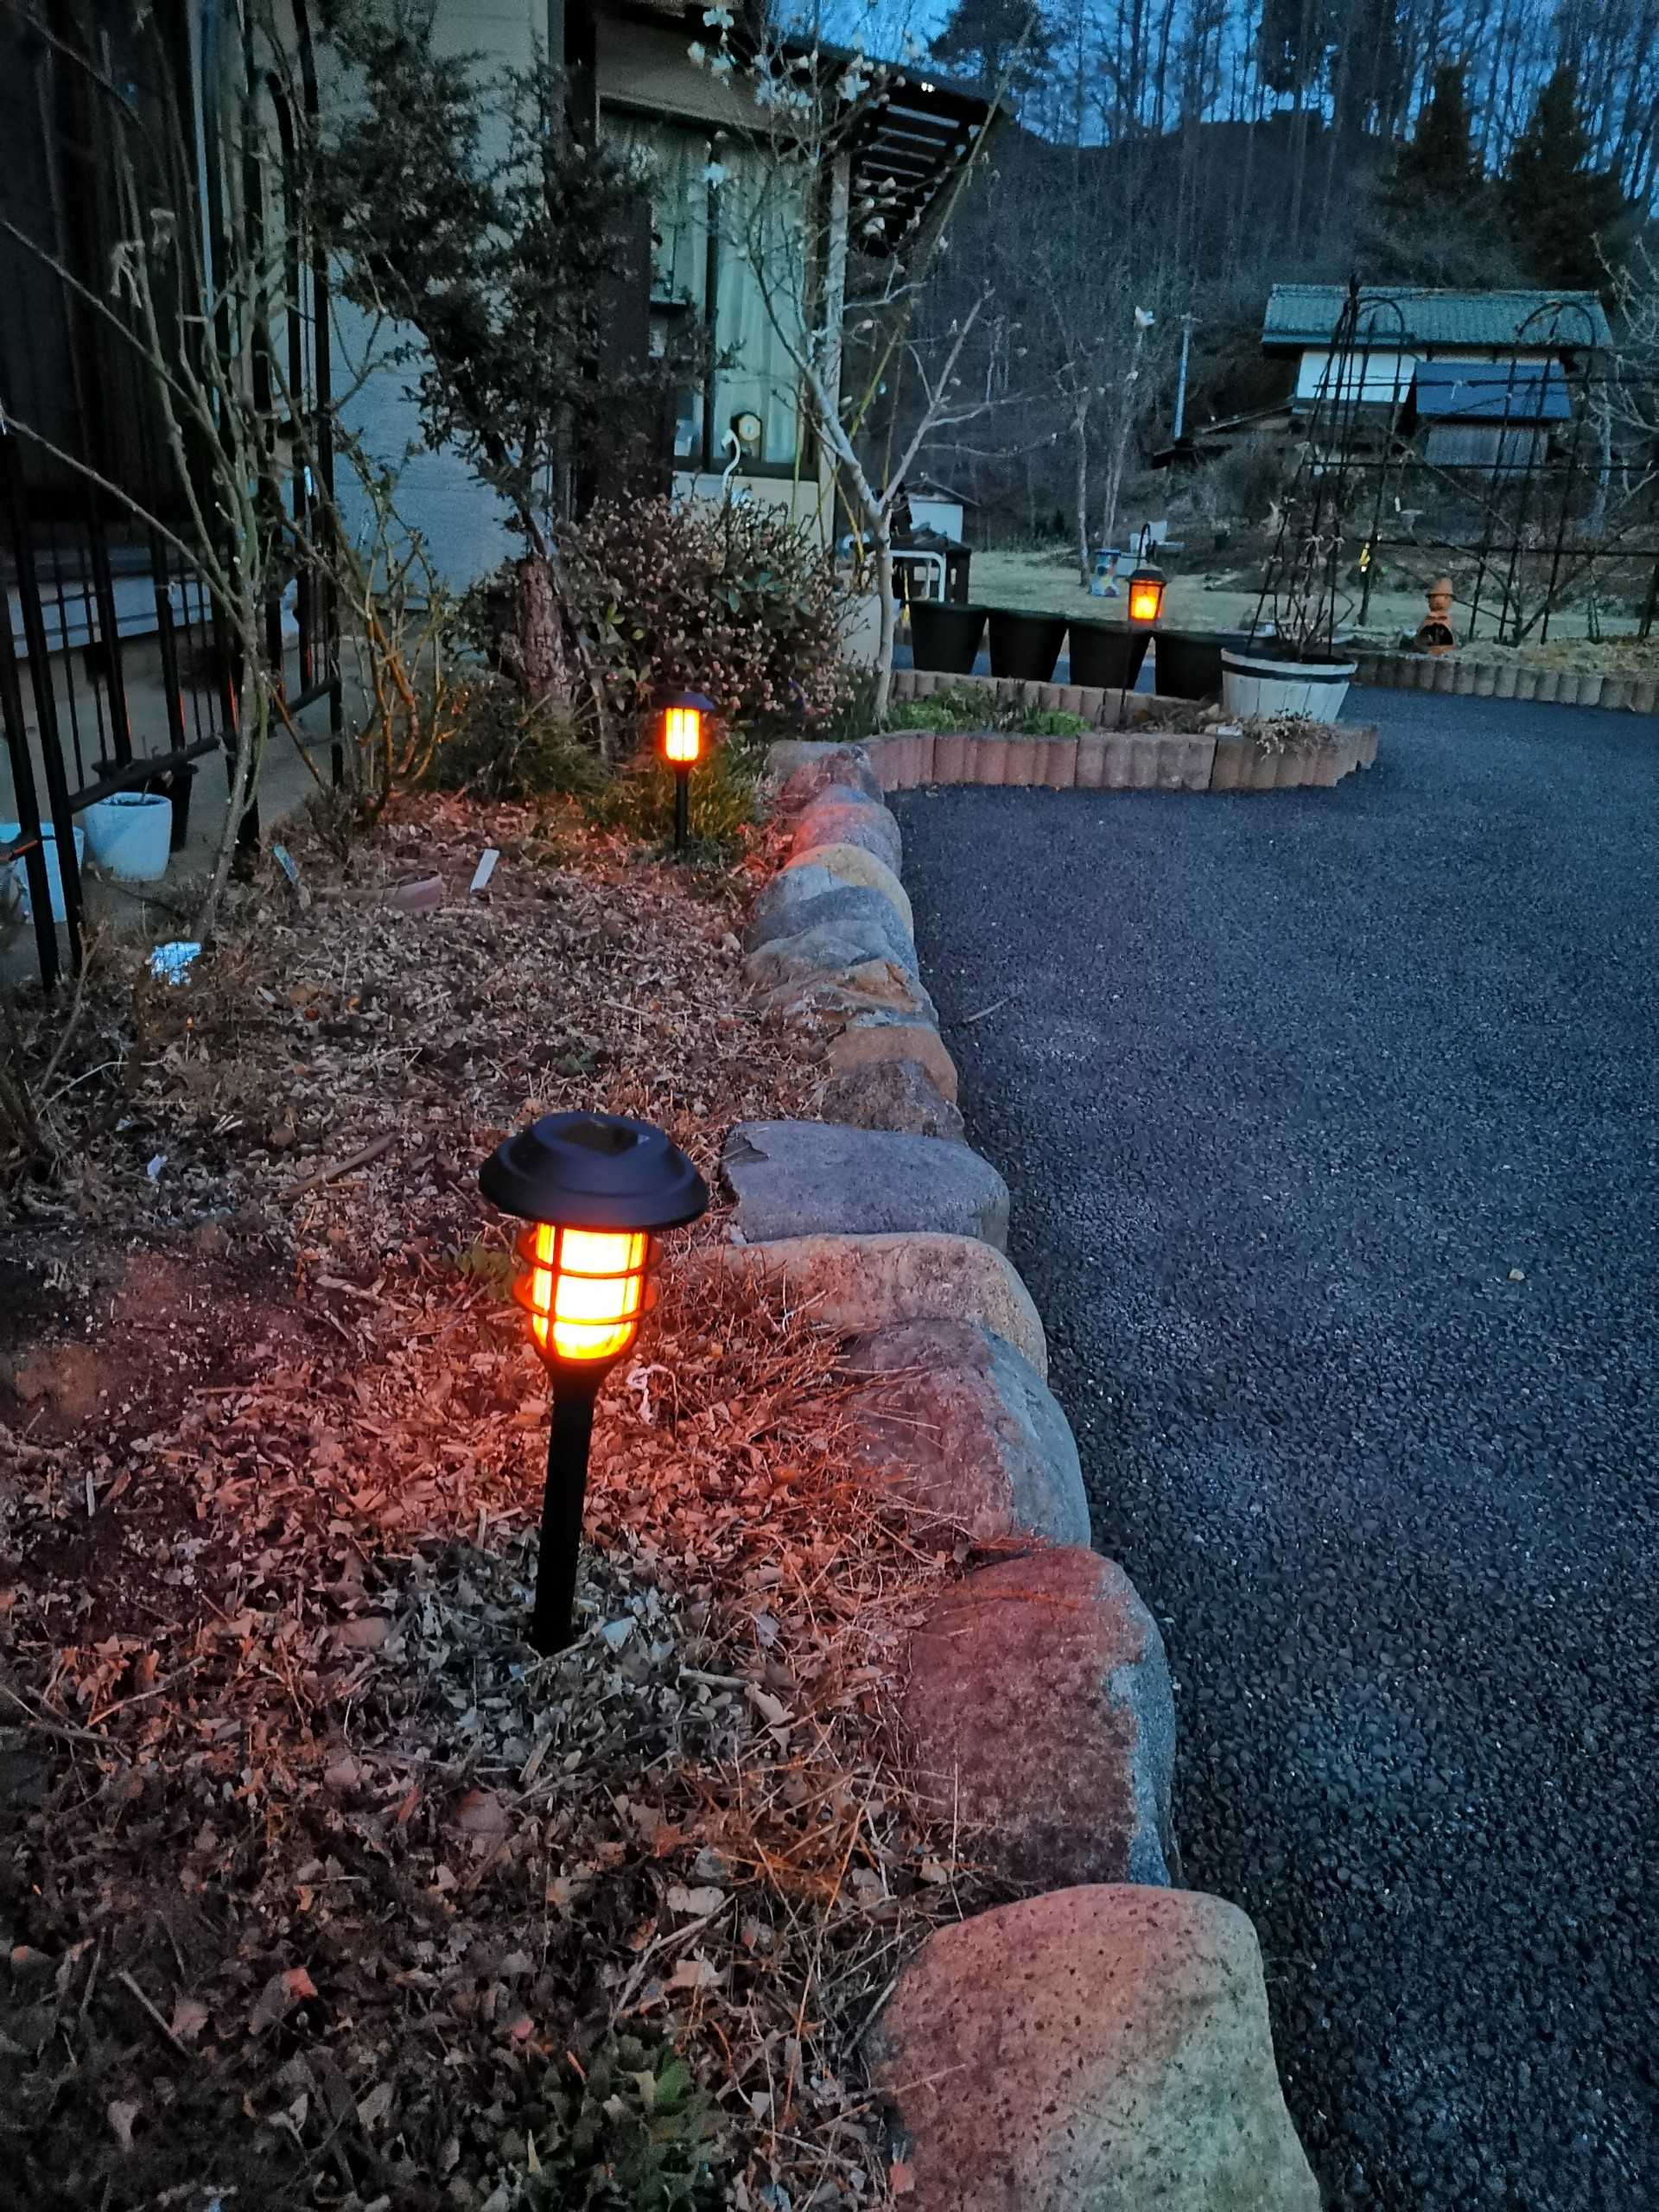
xmin=1414 ymin=576 xmax=1459 ymax=656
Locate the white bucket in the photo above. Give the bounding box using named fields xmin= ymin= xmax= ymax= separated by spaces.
xmin=2 ymin=820 xmax=86 ymax=925
xmin=82 ymin=791 xmax=172 ymax=882
xmin=1222 ymin=648 xmax=1357 ymax=723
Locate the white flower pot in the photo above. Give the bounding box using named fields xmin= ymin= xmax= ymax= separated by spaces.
xmin=1221 ymin=646 xmax=1357 ymax=723
xmin=83 ymin=791 xmax=172 ymax=882
xmin=3 ymin=820 xmax=86 ymax=924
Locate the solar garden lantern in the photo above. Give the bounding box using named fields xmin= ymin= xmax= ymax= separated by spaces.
xmin=480 ymin=1111 xmax=709 ymax=1654
xmin=658 ymin=688 xmax=716 ymax=855
xmin=1127 ymin=527 xmax=1166 ymax=627
xmin=1118 ymin=527 xmax=1167 ymax=731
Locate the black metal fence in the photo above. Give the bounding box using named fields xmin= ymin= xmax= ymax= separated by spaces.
xmin=1251 ymin=283 xmax=1659 ymax=657
xmin=1 ymin=0 xmax=337 ymax=990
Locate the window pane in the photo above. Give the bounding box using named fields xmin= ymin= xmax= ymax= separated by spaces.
xmin=605 ymin=115 xmax=709 ymax=464
xmin=713 ymin=150 xmax=806 ymax=468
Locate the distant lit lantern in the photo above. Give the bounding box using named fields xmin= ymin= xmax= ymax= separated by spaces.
xmin=1127 ymin=562 xmax=1166 ymax=626
xmin=1117 ymin=531 xmax=1167 ymax=730
xmin=658 ymin=688 xmax=716 ymax=853
xmin=480 ymin=1111 xmax=709 ymax=1652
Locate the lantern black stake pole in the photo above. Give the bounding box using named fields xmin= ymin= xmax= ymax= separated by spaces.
xmin=673 ymin=770 xmax=690 ymax=855
xmin=532 ymin=1380 xmax=600 ymax=1655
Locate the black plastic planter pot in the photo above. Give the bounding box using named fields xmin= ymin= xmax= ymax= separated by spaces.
xmin=988 ymin=609 xmax=1068 ymax=683
xmin=1067 ymin=620 xmax=1150 ymax=693
xmin=908 ymin=599 xmax=988 ymax=676
xmin=1152 ymin=629 xmax=1225 ymax=701
xmin=165 ymin=765 xmax=197 ymax=853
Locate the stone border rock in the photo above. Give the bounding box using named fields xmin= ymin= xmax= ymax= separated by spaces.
xmin=1350 ymin=646 xmax=1659 ymax=712
xmin=880 ymin=669 xmax=1378 ymax=791
xmin=704 ymin=742 xmax=1321 ymax=2209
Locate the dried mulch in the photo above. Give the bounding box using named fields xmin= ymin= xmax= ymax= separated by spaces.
xmin=0 ymin=794 xmax=1001 ymax=2212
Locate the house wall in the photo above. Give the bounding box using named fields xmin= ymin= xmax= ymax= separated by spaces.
xmin=911 ymin=494 xmax=966 ymax=539
xmin=1293 ymin=344 xmax=1560 ymax=400
xmin=594 ymin=15 xmax=756 ymax=131
xmin=327 ymin=0 xmax=550 ymax=592
xmin=595 ymin=14 xmax=835 ymax=540
xmin=328 ymin=3 xmax=835 ymax=582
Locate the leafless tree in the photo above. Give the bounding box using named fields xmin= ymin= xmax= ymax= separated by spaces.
xmin=696 ymin=11 xmax=1012 ymax=715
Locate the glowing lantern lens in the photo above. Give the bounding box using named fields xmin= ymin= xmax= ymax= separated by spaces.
xmin=664 ymin=706 xmax=702 ymax=765
xmin=1128 ymin=573 xmax=1165 ymax=624
xmin=518 ymin=1223 xmax=651 ymax=1363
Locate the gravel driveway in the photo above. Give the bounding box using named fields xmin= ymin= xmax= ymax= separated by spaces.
xmin=893 ymin=688 xmax=1659 ymax=2212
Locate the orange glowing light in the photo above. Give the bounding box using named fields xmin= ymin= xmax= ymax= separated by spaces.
xmin=1128 ymin=573 xmax=1165 ymax=625
xmin=517 ymin=1223 xmax=652 ymax=1363
xmin=664 ymin=706 xmax=703 ymax=765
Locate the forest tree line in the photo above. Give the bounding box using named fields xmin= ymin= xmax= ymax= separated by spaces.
xmin=860 ymin=0 xmax=1653 ymax=548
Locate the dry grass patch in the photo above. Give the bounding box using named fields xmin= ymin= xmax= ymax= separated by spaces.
xmin=1 ymin=793 xmax=999 ymax=2211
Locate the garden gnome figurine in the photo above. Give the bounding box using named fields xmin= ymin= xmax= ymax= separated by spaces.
xmin=1414 ymin=576 xmax=1458 ymax=656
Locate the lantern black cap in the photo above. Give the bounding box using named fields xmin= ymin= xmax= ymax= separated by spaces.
xmin=480 ymin=1111 xmax=709 ymax=1230
xmin=659 ymin=688 xmax=716 ymax=714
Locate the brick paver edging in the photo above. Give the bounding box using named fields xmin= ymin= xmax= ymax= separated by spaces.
xmin=1350 ymin=649 xmax=1659 ymax=709
xmin=884 ymin=669 xmax=1377 ymax=791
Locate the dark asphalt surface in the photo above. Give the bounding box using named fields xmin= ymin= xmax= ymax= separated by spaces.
xmin=892 ymin=687 xmax=1659 ymax=2212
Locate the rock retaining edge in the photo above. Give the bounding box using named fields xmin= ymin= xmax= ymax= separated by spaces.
xmin=715 ymin=741 xmax=1319 ymax=2209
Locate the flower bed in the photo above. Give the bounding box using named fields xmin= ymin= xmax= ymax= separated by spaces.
xmin=880 ymin=671 xmax=1378 ymax=792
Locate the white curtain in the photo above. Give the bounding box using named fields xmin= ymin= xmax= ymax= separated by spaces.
xmin=713 ymin=150 xmax=806 ymax=468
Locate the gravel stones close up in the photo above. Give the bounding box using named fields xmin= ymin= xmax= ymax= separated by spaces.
xmin=891 ymin=688 xmax=1659 ymax=2210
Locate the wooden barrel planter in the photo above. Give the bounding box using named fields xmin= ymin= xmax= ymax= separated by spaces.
xmin=1067 ymin=620 xmax=1150 ymax=693
xmin=988 ymin=609 xmax=1068 ymax=683
xmin=908 ymin=600 xmax=988 ymax=676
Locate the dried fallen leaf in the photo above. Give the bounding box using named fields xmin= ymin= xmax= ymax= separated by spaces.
xmin=666 ymin=1885 xmax=725 ymax=1917
xmin=666 ymin=1954 xmax=723 ymax=1993
xmin=250 ymin=1965 xmax=317 ymax=2035
xmin=169 ymin=1996 xmax=211 ymax=2044
xmin=357 ymin=2081 xmax=394 ymax=2133
xmin=334 ymin=1616 xmax=392 ymax=1650
xmin=107 ymin=2101 xmax=140 ymax=2152
xmin=450 ymin=1789 xmax=512 ymax=1843
xmin=747 ymin=1686 xmax=792 ymax=1729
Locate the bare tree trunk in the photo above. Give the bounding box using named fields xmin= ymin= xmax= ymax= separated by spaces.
xmin=1589 ymin=378 xmax=1613 ymax=537
xmin=872 ymin=520 xmax=897 ymax=725
xmin=512 ymin=553 xmax=570 ymax=707
xmin=1098 ymin=440 xmax=1129 ymax=560
xmin=193 ymin=626 xmax=266 ymax=944
xmin=1074 ymin=396 xmax=1091 ymax=583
